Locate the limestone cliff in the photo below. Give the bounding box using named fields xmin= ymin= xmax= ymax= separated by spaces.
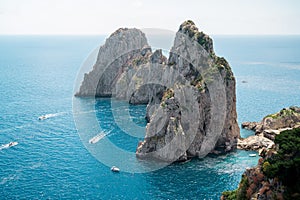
xmin=76 ymin=20 xmax=240 ymax=162
xmin=75 ymin=28 xmax=149 ymax=97
xmin=136 ymin=20 xmax=239 ymax=161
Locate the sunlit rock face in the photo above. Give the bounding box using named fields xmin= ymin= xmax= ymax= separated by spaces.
xmin=76 ymin=20 xmax=240 ymax=162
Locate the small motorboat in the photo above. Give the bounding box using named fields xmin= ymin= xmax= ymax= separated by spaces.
xmin=9 ymin=142 xmax=16 ymax=147
xmin=89 ymin=130 xmax=111 ymax=144
xmin=249 ymin=154 xmax=257 ymax=157
xmin=38 ymin=115 xmax=47 ymax=120
xmin=89 ymin=132 xmax=106 ymax=144
xmin=0 ymin=142 xmax=18 ymax=150
xmin=111 ymin=166 xmax=120 ymax=172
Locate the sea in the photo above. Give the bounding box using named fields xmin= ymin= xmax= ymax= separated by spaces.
xmin=0 ymin=34 xmax=300 ymax=199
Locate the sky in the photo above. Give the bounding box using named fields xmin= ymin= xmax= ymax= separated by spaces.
xmin=0 ymin=0 xmax=300 ymax=35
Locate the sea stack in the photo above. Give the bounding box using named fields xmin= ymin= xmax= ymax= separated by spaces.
xmin=76 ymin=20 xmax=240 ymax=162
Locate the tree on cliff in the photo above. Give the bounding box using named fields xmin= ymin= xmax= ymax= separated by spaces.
xmin=222 ymin=127 xmax=300 ymax=200
xmin=263 ymin=128 xmax=300 ymax=199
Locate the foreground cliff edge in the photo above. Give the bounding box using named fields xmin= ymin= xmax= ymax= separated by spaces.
xmin=222 ymin=127 xmax=300 ymax=200
xmin=75 ymin=20 xmax=240 ymax=162
xmin=222 ymin=107 xmax=300 ymax=200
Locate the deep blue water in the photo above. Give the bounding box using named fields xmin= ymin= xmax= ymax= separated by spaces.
xmin=0 ymin=35 xmax=300 ymax=199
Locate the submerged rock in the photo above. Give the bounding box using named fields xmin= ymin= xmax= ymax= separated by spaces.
xmin=75 ymin=20 xmax=240 ymax=162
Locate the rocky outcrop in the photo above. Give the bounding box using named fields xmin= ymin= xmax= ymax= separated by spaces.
xmin=75 ymin=28 xmax=149 ymax=97
xmin=75 ymin=20 xmax=240 ymax=162
xmin=222 ymin=128 xmax=300 ymax=200
xmin=136 ymin=20 xmax=239 ymax=161
xmin=242 ymin=106 xmax=300 ymax=134
xmin=237 ymin=135 xmax=274 ymax=151
xmin=239 ymin=106 xmax=300 ymax=151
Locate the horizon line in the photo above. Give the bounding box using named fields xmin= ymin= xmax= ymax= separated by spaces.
xmin=1 ymin=33 xmax=300 ymax=36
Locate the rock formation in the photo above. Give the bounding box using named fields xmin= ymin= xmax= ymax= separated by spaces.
xmin=76 ymin=20 xmax=240 ymax=162
xmin=238 ymin=106 xmax=300 ymax=151
xmin=75 ymin=28 xmax=149 ymax=97
xmin=222 ymin=128 xmax=300 ymax=200
xmin=136 ymin=20 xmax=240 ymax=161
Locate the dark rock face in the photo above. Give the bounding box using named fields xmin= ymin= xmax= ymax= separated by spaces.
xmin=75 ymin=20 xmax=240 ymax=162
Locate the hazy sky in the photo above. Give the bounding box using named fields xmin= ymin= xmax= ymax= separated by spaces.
xmin=0 ymin=0 xmax=300 ymax=35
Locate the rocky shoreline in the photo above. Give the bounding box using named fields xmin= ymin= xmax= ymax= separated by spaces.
xmin=237 ymin=106 xmax=300 ymax=152
xmin=222 ymin=127 xmax=300 ymax=200
xmin=222 ymin=107 xmax=300 ymax=200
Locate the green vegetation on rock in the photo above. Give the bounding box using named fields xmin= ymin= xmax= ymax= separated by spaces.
xmin=162 ymin=88 xmax=174 ymax=101
xmin=222 ymin=127 xmax=300 ymax=200
xmin=263 ymin=128 xmax=300 ymax=198
xmin=222 ymin=175 xmax=249 ymax=200
xmin=161 ymin=88 xmax=175 ymax=108
xmin=222 ymin=190 xmax=237 ymax=200
xmin=265 ymin=107 xmax=299 ymax=119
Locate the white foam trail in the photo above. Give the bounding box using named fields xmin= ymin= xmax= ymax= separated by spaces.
xmin=0 ymin=141 xmax=18 ymax=150
xmin=89 ymin=130 xmax=112 ymax=144
xmin=38 ymin=112 xmax=67 ymax=120
xmin=0 ymin=174 xmax=17 ymax=185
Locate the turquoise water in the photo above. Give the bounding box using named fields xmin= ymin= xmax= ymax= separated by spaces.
xmin=0 ymin=35 xmax=299 ymax=199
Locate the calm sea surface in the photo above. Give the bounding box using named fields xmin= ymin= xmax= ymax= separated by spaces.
xmin=0 ymin=35 xmax=300 ymax=199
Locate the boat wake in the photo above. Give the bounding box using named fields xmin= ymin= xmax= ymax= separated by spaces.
xmin=89 ymin=130 xmax=112 ymax=144
xmin=0 ymin=142 xmax=18 ymax=150
xmin=38 ymin=112 xmax=66 ymax=120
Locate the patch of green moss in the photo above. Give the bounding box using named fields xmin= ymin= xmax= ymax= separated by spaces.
xmin=221 ymin=176 xmax=248 ymax=200
xmin=222 ymin=190 xmax=237 ymax=200
xmin=162 ymin=88 xmax=174 ymax=101
xmin=132 ymin=56 xmax=148 ymax=67
xmin=263 ymin=128 xmax=300 ymax=198
xmin=236 ymin=175 xmax=249 ymax=200
xmin=214 ymin=56 xmax=234 ymax=81
xmin=265 ymin=108 xmax=298 ymax=119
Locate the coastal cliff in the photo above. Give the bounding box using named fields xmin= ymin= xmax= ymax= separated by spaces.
xmin=76 ymin=20 xmax=240 ymax=162
xmin=222 ymin=107 xmax=300 ymax=200
xmin=238 ymin=106 xmax=300 ymax=151
xmin=136 ymin=20 xmax=240 ymax=161
xmin=222 ymin=127 xmax=300 ymax=200
xmin=75 ymin=28 xmax=149 ymax=97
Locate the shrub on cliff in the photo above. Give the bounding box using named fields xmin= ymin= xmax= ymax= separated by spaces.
xmin=221 ymin=175 xmax=249 ymax=200
xmin=263 ymin=128 xmax=300 ymax=198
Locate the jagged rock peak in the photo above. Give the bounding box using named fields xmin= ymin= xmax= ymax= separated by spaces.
xmin=75 ymin=20 xmax=239 ymax=162
xmin=178 ymin=20 xmax=214 ymax=55
xmin=110 ymin=28 xmax=142 ymax=37
xmin=75 ymin=27 xmax=149 ymax=97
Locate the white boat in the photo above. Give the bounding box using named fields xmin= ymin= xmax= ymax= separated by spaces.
xmin=111 ymin=166 xmax=120 ymax=172
xmin=89 ymin=130 xmax=111 ymax=144
xmin=89 ymin=133 xmax=106 ymax=144
xmin=38 ymin=113 xmax=59 ymax=120
xmin=249 ymin=154 xmax=257 ymax=157
xmin=38 ymin=115 xmax=47 ymax=120
xmin=0 ymin=142 xmax=18 ymax=150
